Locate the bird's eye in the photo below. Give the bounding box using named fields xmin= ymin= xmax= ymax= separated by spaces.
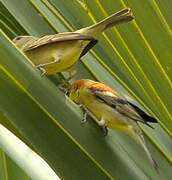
xmin=16 ymin=36 xmax=22 ymax=41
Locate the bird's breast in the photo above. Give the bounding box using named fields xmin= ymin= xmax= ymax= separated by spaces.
xmin=25 ymin=40 xmax=90 ymax=75
xmin=79 ymin=91 xmax=129 ymax=128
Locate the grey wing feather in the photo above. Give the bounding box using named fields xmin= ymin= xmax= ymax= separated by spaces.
xmin=94 ymin=91 xmax=154 ymax=128
xmin=23 ymin=33 xmax=97 ymax=51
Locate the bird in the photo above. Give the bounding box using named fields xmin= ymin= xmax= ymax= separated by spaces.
xmin=13 ymin=8 xmax=134 ymax=81
xmin=67 ymin=79 xmax=159 ymax=171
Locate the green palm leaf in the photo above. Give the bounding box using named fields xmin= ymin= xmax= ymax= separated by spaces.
xmin=0 ymin=0 xmax=171 ymax=179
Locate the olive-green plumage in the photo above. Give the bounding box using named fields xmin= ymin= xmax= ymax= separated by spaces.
xmin=13 ymin=8 xmax=133 ymax=78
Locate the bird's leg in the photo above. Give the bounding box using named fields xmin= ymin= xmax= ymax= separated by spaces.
xmin=37 ymin=57 xmax=61 ymax=68
xmin=86 ymin=113 xmax=108 ymax=135
xmin=36 ymin=57 xmax=61 ymax=76
xmin=78 ymin=104 xmax=88 ymax=124
xmin=81 ymin=105 xmax=107 ymax=127
xmin=82 ymin=110 xmax=88 ymax=124
xmin=37 ymin=67 xmax=46 ymax=76
xmin=58 ymin=86 xmax=67 ymax=93
xmin=58 ymin=69 xmax=77 ymax=90
xmin=78 ymin=104 xmax=109 ymax=135
xmin=64 ymin=69 xmax=77 ymax=84
xmin=97 ymin=117 xmax=107 ymax=126
xmin=79 ymin=104 xmax=108 ymax=135
xmin=98 ymin=117 xmax=108 ymax=136
xmin=103 ymin=126 xmax=108 ymax=136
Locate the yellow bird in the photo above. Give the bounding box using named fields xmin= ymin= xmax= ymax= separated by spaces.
xmin=13 ymin=8 xmax=133 ymax=80
xmin=67 ymin=79 xmax=159 ymax=171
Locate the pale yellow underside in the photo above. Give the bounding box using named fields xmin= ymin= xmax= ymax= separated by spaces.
xmin=70 ymin=87 xmax=138 ymax=139
xmin=25 ymin=40 xmax=90 ymax=75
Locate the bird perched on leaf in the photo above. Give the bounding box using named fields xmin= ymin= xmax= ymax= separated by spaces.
xmin=13 ymin=8 xmax=133 ymax=80
xmin=67 ymin=79 xmax=159 ymax=171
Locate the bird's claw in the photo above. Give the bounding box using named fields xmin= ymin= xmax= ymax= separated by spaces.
xmin=58 ymin=83 xmax=67 ymax=93
xmin=36 ymin=66 xmax=46 ymax=76
xmin=103 ymin=126 xmax=108 ymax=136
xmin=81 ymin=110 xmax=87 ymax=124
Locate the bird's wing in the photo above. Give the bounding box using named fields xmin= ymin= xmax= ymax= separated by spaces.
xmin=93 ymin=90 xmax=155 ymax=128
xmin=23 ymin=33 xmax=97 ymax=52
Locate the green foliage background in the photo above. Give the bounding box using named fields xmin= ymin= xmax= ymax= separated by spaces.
xmin=0 ymin=0 xmax=171 ymax=179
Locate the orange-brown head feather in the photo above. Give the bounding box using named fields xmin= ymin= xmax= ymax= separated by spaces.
xmin=68 ymin=79 xmax=120 ymax=97
xmin=68 ymin=79 xmax=89 ymax=91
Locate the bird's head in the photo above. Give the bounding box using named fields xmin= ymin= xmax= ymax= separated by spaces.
xmin=66 ymin=79 xmax=94 ymax=103
xmin=12 ymin=36 xmax=37 ymax=50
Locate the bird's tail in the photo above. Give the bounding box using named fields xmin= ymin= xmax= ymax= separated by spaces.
xmin=77 ymin=8 xmax=134 ymax=36
xmin=130 ymin=125 xmax=159 ymax=172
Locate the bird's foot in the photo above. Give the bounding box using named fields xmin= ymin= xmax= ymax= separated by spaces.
xmin=36 ymin=66 xmax=46 ymax=76
xmin=102 ymin=126 xmax=108 ymax=136
xmin=78 ymin=104 xmax=88 ymax=124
